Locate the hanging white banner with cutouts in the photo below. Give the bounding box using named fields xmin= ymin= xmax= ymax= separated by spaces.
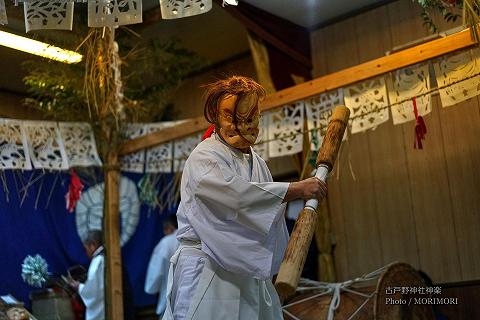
xmin=387 ymin=63 xmax=431 ymax=124
xmin=253 ymin=113 xmax=269 ymax=160
xmin=434 ymin=49 xmax=480 ymax=108
xmin=268 ymin=102 xmax=304 ymax=158
xmin=0 ymin=0 xmax=8 ymax=25
xmin=0 ymin=119 xmax=31 ymax=170
xmin=120 ymin=123 xmax=146 ymax=173
xmin=88 ymin=0 xmax=142 ymax=27
xmin=173 ymin=133 xmax=201 ymax=172
xmin=160 ymin=0 xmax=212 ymax=19
xmin=24 ymin=1 xmax=74 ymax=32
xmin=305 ymin=89 xmax=345 ymax=151
xmin=59 ymin=122 xmax=102 ymax=168
xmin=344 ymin=77 xmax=389 ymax=133
xmin=145 ymin=122 xmax=179 ymax=173
xmin=23 ymin=121 xmax=69 ymax=170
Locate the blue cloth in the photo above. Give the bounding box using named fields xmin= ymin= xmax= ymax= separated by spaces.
xmin=0 ymin=170 xmax=177 ymax=310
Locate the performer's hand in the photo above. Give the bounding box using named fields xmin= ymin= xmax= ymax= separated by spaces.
xmin=284 ymin=177 xmax=327 ymax=202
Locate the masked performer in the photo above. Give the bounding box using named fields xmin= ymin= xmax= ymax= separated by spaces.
xmin=163 ymin=76 xmax=327 ymax=320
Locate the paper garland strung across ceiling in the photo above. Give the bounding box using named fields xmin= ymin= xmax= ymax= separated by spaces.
xmin=253 ymin=114 xmax=269 ymax=160
xmin=160 ymin=0 xmax=212 ymax=19
xmin=144 ymin=122 xmax=178 ymax=173
xmin=174 ymin=133 xmax=202 ymax=172
xmin=23 ymin=121 xmax=69 ymax=171
xmin=0 ymin=0 xmax=7 ymax=25
xmin=88 ymin=0 xmax=142 ymax=28
xmin=24 ymin=1 xmax=74 ymax=32
xmin=59 ymin=122 xmax=102 ymax=168
xmin=268 ymin=102 xmax=304 ymax=158
xmin=387 ymin=63 xmax=432 ymax=125
xmin=344 ymin=77 xmax=390 ymax=134
xmin=119 ymin=123 xmax=147 ymax=173
xmin=0 ymin=119 xmax=31 ymax=170
xmin=434 ymin=48 xmax=480 ymax=108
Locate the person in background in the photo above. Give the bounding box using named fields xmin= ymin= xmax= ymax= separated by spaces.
xmin=145 ymin=215 xmax=180 ymax=319
xmin=70 ymin=230 xmax=135 ymax=320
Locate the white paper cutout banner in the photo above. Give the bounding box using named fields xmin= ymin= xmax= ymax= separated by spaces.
xmin=59 ymin=122 xmax=102 ymax=168
xmin=387 ymin=63 xmax=432 ymax=125
xmin=434 ymin=49 xmax=480 ymax=108
xmin=145 ymin=121 xmax=183 ymax=173
xmin=173 ymin=133 xmax=202 ymax=172
xmin=268 ymin=102 xmax=304 ymax=158
xmin=344 ymin=77 xmax=389 ymax=133
xmin=23 ymin=121 xmax=69 ymax=170
xmin=120 ymin=123 xmax=146 ymax=173
xmin=253 ymin=113 xmax=269 ymax=160
xmin=0 ymin=119 xmax=31 ymax=170
xmin=160 ymin=0 xmax=212 ymax=19
xmin=88 ymin=0 xmax=142 ymax=28
xmin=24 ymin=1 xmax=74 ymax=32
xmin=305 ymin=89 xmax=345 ymax=151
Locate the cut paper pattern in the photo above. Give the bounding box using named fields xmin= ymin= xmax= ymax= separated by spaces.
xmin=434 ymin=49 xmax=480 ymax=108
xmin=76 ymin=176 xmax=140 ymax=246
xmin=23 ymin=121 xmax=68 ymax=171
xmin=268 ymin=102 xmax=304 ymax=158
xmin=120 ymin=123 xmax=146 ymax=173
xmin=24 ymin=1 xmax=74 ymax=32
xmin=388 ymin=63 xmax=431 ymax=124
xmin=0 ymin=119 xmax=31 ymax=170
xmin=253 ymin=114 xmax=269 ymax=160
xmin=160 ymin=0 xmax=212 ymax=19
xmin=305 ymin=89 xmax=345 ymax=151
xmin=344 ymin=77 xmax=389 ymax=133
xmin=59 ymin=122 xmax=102 ymax=168
xmin=88 ymin=0 xmax=142 ymax=27
xmin=145 ymin=122 xmax=177 ymax=173
xmin=173 ymin=133 xmax=201 ymax=172
xmin=0 ymin=0 xmax=8 ymax=25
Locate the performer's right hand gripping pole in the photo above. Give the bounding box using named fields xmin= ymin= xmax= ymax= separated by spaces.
xmin=275 ymin=106 xmax=350 ymax=301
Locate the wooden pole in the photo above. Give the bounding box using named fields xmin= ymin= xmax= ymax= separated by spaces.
xmin=103 ymin=150 xmax=124 ymax=320
xmin=275 ymin=106 xmax=350 ymax=301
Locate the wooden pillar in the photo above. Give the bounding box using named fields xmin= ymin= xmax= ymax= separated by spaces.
xmin=315 ymin=199 xmax=336 ymax=282
xmin=103 ymin=150 xmax=124 ymax=320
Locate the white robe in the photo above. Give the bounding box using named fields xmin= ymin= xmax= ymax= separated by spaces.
xmin=145 ymin=232 xmax=180 ymax=316
xmin=79 ymin=247 xmax=105 ymax=320
xmin=164 ymin=134 xmax=290 ymax=320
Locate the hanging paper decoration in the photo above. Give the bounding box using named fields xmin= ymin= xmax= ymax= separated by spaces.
xmin=160 ymin=0 xmax=212 ymax=19
xmin=59 ymin=122 xmax=102 ymax=168
xmin=24 ymin=1 xmax=74 ymax=32
xmin=0 ymin=119 xmax=31 ymax=170
xmin=253 ymin=113 xmax=269 ymax=160
xmin=434 ymin=49 xmax=480 ymax=108
xmin=88 ymin=0 xmax=142 ymax=28
xmin=23 ymin=121 xmax=69 ymax=171
xmin=0 ymin=0 xmax=7 ymax=25
xmin=387 ymin=63 xmax=431 ymax=125
xmin=76 ymin=176 xmax=140 ymax=246
xmin=173 ymin=133 xmax=202 ymax=172
xmin=145 ymin=122 xmax=178 ymax=173
xmin=305 ymin=89 xmax=345 ymax=151
xmin=268 ymin=102 xmax=304 ymax=158
xmin=222 ymin=0 xmax=239 ymax=5
xmin=21 ymin=254 xmax=49 ymax=288
xmin=65 ymin=169 xmax=84 ymax=213
xmin=344 ymin=77 xmax=389 ymax=133
xmin=120 ymin=123 xmax=146 ymax=173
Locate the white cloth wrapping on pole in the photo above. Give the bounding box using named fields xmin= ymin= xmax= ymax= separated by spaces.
xmin=145 ymin=232 xmax=180 ymax=316
xmin=78 ymin=247 xmax=105 ymax=320
xmin=166 ymin=134 xmax=290 ymax=319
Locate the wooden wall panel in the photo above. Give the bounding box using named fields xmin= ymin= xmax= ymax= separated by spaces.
xmin=311 ymin=0 xmax=480 ymax=283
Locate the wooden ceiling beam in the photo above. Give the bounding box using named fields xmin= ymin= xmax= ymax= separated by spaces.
xmin=119 ymin=27 xmax=477 ymax=155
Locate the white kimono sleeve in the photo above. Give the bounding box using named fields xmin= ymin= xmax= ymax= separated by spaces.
xmin=188 ymin=159 xmax=289 ymax=278
xmin=78 ymin=255 xmax=104 ymax=319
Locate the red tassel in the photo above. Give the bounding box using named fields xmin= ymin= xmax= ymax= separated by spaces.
xmin=66 ymin=169 xmax=84 ymax=213
xmin=202 ymin=124 xmax=215 ymax=141
xmin=412 ymin=97 xmax=427 ymax=149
